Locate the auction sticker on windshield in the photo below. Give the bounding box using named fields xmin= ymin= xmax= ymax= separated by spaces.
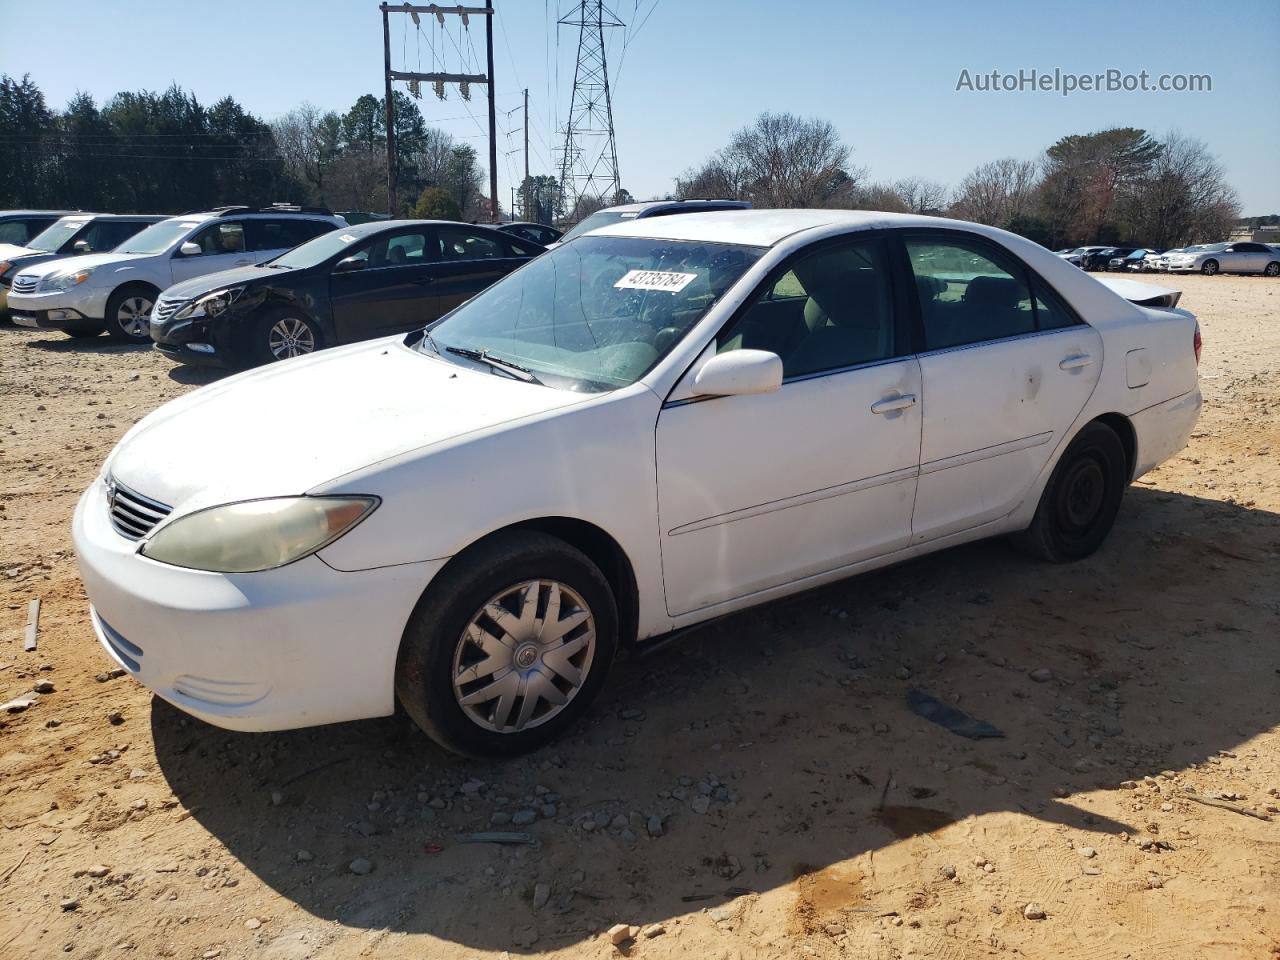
xmin=614 ymin=269 xmax=698 ymax=293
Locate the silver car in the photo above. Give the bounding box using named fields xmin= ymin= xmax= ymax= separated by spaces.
xmin=1159 ymin=241 xmax=1280 ymax=276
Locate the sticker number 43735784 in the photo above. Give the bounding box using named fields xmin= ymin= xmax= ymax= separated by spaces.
xmin=614 ymin=269 xmax=698 ymax=293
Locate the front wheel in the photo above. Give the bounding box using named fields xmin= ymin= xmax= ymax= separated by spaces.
xmin=395 ymin=531 xmax=618 ymax=757
xmin=1264 ymin=261 xmax=1279 ymax=277
xmin=105 ymin=286 xmax=156 ymax=342
xmin=1012 ymin=422 xmax=1127 ymax=563
xmin=1201 ymin=260 xmax=1219 ymax=276
xmin=251 ymin=309 xmax=320 ymax=365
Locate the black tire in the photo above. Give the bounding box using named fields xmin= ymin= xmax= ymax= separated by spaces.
xmin=250 ymin=308 xmax=320 ymax=366
xmin=1200 ymin=260 xmax=1219 ymax=276
xmin=62 ymin=323 xmax=104 ymax=339
xmin=1012 ymin=422 xmax=1127 ymax=563
xmin=1264 ymin=261 xmax=1280 ymax=278
xmin=105 ymin=284 xmax=158 ymax=342
xmin=395 ymin=530 xmax=618 ymax=757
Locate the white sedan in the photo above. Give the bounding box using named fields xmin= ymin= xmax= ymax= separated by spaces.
xmin=73 ymin=210 xmax=1203 ymax=756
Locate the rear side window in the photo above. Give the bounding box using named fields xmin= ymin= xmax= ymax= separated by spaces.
xmin=1032 ymin=281 xmax=1081 ymax=331
xmin=718 ymin=238 xmax=896 ymax=379
xmin=436 ymin=226 xmax=504 ymax=261
xmin=246 ymin=218 xmax=332 ymax=252
xmin=384 ymin=231 xmax=433 ymax=265
xmin=0 ymin=220 xmax=40 ymax=244
xmin=905 ymin=238 xmax=1034 ymax=350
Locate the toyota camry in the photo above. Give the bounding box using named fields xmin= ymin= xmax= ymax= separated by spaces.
xmin=73 ymin=210 xmax=1203 ymax=756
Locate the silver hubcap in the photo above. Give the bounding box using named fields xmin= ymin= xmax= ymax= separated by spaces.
xmin=268 ymin=317 xmax=316 ymax=359
xmin=117 ymin=296 xmax=153 ymax=338
xmin=452 ymin=579 xmax=596 ymax=734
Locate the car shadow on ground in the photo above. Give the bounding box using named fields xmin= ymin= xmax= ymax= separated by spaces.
xmin=149 ymin=486 xmax=1280 ymax=952
xmin=21 ymin=334 xmax=149 ymax=355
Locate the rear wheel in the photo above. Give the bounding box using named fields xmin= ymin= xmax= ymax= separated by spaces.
xmin=1012 ymin=422 xmax=1127 ymax=563
xmin=1200 ymin=260 xmax=1219 ymax=276
xmin=395 ymin=531 xmax=618 ymax=757
xmin=105 ymin=285 xmax=157 ymax=342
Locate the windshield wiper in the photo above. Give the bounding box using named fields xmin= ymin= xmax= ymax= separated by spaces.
xmin=445 ymin=345 xmax=542 ymax=384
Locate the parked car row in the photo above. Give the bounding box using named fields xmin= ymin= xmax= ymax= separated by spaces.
xmin=1057 ymin=241 xmax=1279 ymax=276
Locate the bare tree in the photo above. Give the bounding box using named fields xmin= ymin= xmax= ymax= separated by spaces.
xmin=893 ymin=177 xmax=948 ymax=214
xmin=949 ymin=158 xmax=1039 ymax=227
xmin=1120 ymin=131 xmax=1240 ymax=248
xmin=675 ymin=113 xmax=865 ymax=209
xmin=846 ymin=181 xmax=909 ymax=213
xmin=271 ymin=103 xmax=340 ymax=204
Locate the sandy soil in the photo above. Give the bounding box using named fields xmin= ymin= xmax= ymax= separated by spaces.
xmin=1 ymin=274 xmax=1278 ymax=960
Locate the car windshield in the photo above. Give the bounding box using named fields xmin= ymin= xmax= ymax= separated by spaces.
xmin=117 ymin=219 xmax=202 ymax=254
xmin=559 ymin=210 xmax=638 ymax=244
xmin=420 ymin=235 xmax=763 ymax=392
xmin=267 ymin=229 xmax=362 ymax=269
xmin=1125 ymin=250 xmax=1146 ymax=258
xmin=1199 ymin=243 xmax=1228 ymax=252
xmin=27 ymin=218 xmax=89 ymax=253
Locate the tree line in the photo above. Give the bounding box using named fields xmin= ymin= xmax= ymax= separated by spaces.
xmin=2 ymin=73 xmax=1247 ymax=246
xmin=0 ymin=74 xmax=490 ymax=219
xmin=675 ymin=113 xmax=1243 ymax=248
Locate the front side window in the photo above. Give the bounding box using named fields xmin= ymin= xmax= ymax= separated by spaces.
xmin=717 ymin=238 xmax=896 ymax=379
xmin=188 ymin=221 xmax=245 ymax=256
xmin=425 ymin=236 xmax=762 ymax=392
xmin=0 ymin=220 xmax=37 ymax=244
xmin=906 ymin=238 xmax=1035 ymax=350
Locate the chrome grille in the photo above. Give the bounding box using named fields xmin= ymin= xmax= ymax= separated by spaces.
xmin=107 ymin=479 xmax=172 ymax=541
xmin=11 ymin=274 xmax=39 ymax=294
xmin=152 ymin=296 xmax=185 ymax=326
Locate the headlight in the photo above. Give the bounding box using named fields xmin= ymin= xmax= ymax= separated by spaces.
xmin=140 ymin=496 xmax=378 ymax=573
xmin=42 ymin=267 xmax=94 ymax=292
xmin=0 ymin=261 xmax=11 ymax=276
xmin=173 ymin=285 xmax=247 ymax=321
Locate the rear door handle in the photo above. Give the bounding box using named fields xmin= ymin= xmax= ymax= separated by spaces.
xmin=871 ymin=393 xmax=917 ymax=415
xmin=414 ymin=277 xmax=435 ymax=285
xmin=1059 ymin=354 xmax=1094 ymax=370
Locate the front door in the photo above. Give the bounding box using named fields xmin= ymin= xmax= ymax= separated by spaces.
xmin=655 ymin=236 xmax=922 ymax=617
xmin=330 ymin=228 xmax=441 ymax=341
xmin=902 ymin=232 xmax=1103 ymax=543
xmin=170 ymin=220 xmax=252 ymax=283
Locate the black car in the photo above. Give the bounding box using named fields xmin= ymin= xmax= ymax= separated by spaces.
xmin=495 ymin=221 xmax=563 ymax=246
xmin=150 ymin=219 xmax=543 ymax=367
xmin=1085 ymin=246 xmax=1137 ymax=271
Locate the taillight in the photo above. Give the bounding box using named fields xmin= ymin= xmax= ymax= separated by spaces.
xmin=1193 ymin=323 xmax=1202 ymax=365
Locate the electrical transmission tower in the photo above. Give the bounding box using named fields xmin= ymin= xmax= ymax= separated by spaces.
xmin=557 ymin=1 xmax=623 ymax=219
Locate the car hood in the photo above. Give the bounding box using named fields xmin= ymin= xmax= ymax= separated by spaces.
xmin=14 ymin=251 xmax=148 ymax=279
xmin=0 ymin=243 xmax=35 ymax=262
xmin=161 ymin=264 xmax=282 ymax=301
xmin=106 ymin=338 xmax=589 ymax=516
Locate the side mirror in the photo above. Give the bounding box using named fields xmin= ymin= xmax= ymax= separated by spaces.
xmin=72 ymin=239 xmax=90 ymax=253
xmin=179 ymin=241 xmax=201 ymax=257
xmin=334 ymin=256 xmax=366 ymax=273
xmin=691 ymin=349 xmax=783 ymax=398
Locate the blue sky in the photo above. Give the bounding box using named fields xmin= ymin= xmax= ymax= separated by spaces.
xmin=2 ymin=0 xmax=1277 ymax=214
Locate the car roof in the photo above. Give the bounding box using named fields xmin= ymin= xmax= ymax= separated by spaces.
xmin=55 ymin=213 xmax=169 ymax=222
xmin=589 ymin=208 xmax=993 ymax=247
xmin=0 ymin=210 xmax=77 ymax=218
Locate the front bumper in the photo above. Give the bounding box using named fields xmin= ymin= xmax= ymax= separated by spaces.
xmin=151 ymin=311 xmax=244 ymax=367
xmin=7 ymin=288 xmax=107 ymax=328
xmin=1159 ymin=262 xmax=1198 ymax=273
xmin=72 ymin=479 xmax=445 ymax=731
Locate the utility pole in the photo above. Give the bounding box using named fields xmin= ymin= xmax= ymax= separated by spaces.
xmin=558 ymin=0 xmax=622 ymax=221
xmin=380 ymin=4 xmax=498 ymax=219
xmin=522 ymin=88 xmax=529 ymax=221
xmin=381 ymin=4 xmax=396 ymax=216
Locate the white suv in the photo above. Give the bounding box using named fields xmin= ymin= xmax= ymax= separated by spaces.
xmin=7 ymin=206 xmax=344 ymax=341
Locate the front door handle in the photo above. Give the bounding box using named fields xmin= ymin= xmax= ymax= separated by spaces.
xmin=414 ymin=277 xmax=436 ymax=285
xmin=1059 ymin=354 xmax=1094 ymax=370
xmin=871 ymin=393 xmax=917 ymax=415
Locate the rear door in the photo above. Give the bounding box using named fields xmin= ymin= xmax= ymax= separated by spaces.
xmin=330 ymin=227 xmax=440 ymax=341
xmin=431 ymin=225 xmax=531 ymax=315
xmin=901 ymin=231 xmax=1103 ymax=543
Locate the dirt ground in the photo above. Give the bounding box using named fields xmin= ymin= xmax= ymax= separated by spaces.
xmin=1 ymin=273 xmax=1278 ymax=960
